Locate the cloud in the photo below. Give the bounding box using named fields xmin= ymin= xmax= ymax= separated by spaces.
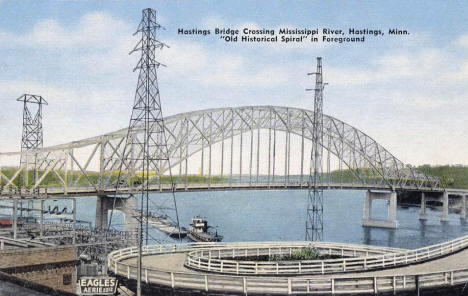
xmin=1 ymin=10 xmax=468 ymax=165
xmin=455 ymin=34 xmax=468 ymax=48
xmin=1 ymin=11 xmax=132 ymax=50
xmin=0 ymin=79 xmax=133 ymax=147
xmin=326 ymin=47 xmax=466 ymax=89
xmin=0 ymin=12 xmax=298 ymax=148
xmin=0 ymin=11 xmax=138 ymax=89
xmin=0 ymin=13 xmax=137 ymax=111
xmin=201 ymin=16 xmax=226 ymax=28
xmin=441 ymin=60 xmax=468 ymax=82
xmin=162 ymin=41 xmax=208 ymax=73
xmin=160 ymin=39 xmax=294 ymax=89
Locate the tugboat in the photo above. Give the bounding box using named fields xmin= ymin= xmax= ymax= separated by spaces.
xmin=187 ymin=216 xmax=222 ymax=242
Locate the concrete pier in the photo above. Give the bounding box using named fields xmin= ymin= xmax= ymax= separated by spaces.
xmin=95 ymin=195 xmax=111 ymax=230
xmin=12 ymin=200 xmax=17 ymax=239
xmin=441 ymin=191 xmax=449 ymax=222
xmin=39 ymin=200 xmax=44 ymax=237
xmin=461 ymin=195 xmax=467 ymax=220
xmin=96 ymin=195 xmax=137 ymax=232
xmin=122 ymin=197 xmax=137 ymax=233
xmin=362 ymin=190 xmax=398 ymax=229
xmin=419 ymin=192 xmax=427 ymax=220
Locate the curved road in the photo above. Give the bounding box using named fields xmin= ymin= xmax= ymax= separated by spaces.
xmin=122 ymin=248 xmax=468 ymax=278
xmin=109 ymin=239 xmax=468 ymax=295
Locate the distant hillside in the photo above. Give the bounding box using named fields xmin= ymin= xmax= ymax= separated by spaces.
xmin=416 ymin=165 xmax=468 ymax=189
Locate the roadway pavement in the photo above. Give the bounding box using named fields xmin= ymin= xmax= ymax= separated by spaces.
xmin=122 ymin=247 xmax=468 ymax=279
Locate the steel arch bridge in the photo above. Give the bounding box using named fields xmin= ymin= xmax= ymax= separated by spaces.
xmin=0 ymin=105 xmax=439 ymax=197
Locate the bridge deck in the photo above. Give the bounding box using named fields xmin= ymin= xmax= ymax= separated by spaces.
xmin=2 ymin=182 xmax=459 ymax=200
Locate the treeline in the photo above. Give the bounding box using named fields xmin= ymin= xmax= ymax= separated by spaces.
xmin=318 ymin=165 xmax=468 ymax=189
xmin=416 ymin=165 xmax=468 ymax=189
xmin=2 ymin=165 xmax=466 ymax=189
xmin=0 ymin=167 xmax=226 ymax=188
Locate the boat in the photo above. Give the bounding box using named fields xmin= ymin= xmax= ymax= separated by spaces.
xmin=187 ymin=216 xmax=222 ymax=242
xmin=139 ymin=211 xmax=187 ymax=238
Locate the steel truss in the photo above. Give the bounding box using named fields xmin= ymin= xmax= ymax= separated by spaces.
xmin=106 ymin=8 xmax=181 ymax=248
xmin=0 ymin=106 xmax=439 ymax=194
xmin=306 ymin=57 xmax=324 ymax=241
xmin=16 ymin=94 xmax=47 ymax=186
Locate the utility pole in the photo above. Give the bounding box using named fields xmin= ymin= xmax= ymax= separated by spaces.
xmin=17 ymin=94 xmax=47 ymax=187
xmin=305 ymin=57 xmax=325 ymax=241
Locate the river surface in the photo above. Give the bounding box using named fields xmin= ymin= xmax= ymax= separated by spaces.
xmin=1 ymin=189 xmax=467 ymax=295
xmin=73 ymin=189 xmax=467 ymax=250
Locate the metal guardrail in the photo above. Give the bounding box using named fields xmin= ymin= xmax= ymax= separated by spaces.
xmin=184 ymin=235 xmax=468 ymax=275
xmin=107 ymin=236 xmax=468 ymax=295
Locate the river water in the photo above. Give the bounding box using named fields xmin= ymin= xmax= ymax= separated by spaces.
xmin=74 ymin=189 xmax=468 ymax=250
xmin=1 ymin=189 xmax=466 ymax=295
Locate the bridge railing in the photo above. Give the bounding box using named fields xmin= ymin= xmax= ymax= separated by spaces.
xmin=0 ymin=180 xmax=442 ymax=198
xmin=184 ymin=235 xmax=468 ymax=275
xmin=107 ymin=239 xmax=468 ymax=295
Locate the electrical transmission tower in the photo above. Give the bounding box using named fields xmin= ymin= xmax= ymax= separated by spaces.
xmin=17 ymin=94 xmax=47 ymax=186
xmin=305 ymin=57 xmax=325 ymax=241
xmin=110 ymin=9 xmax=180 ymax=296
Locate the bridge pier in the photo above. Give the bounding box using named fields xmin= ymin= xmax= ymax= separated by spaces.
xmin=362 ymin=190 xmax=398 ymax=229
xmin=419 ymin=192 xmax=427 ymax=220
xmin=449 ymin=193 xmax=467 ymax=220
xmin=461 ymin=195 xmax=467 ymax=220
xmin=441 ymin=191 xmax=449 ymax=222
xmin=12 ymin=199 xmax=18 ymax=239
xmin=122 ymin=197 xmax=137 ymax=233
xmin=39 ymin=200 xmax=44 ymax=237
xmin=95 ymin=195 xmax=110 ymax=230
xmin=96 ymin=195 xmax=137 ymax=232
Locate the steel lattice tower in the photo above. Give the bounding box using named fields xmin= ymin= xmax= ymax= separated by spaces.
xmin=17 ymin=94 xmax=47 ymax=168
xmin=125 ymin=9 xmax=179 ymax=235
xmin=305 ymin=57 xmax=325 ymax=241
xmin=114 ymin=9 xmax=180 ymax=296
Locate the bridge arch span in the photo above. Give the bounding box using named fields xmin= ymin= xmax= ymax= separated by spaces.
xmin=0 ymin=106 xmax=438 ymax=191
xmin=148 ymin=106 xmax=438 ymax=190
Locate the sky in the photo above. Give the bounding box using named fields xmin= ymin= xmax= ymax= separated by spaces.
xmin=0 ymin=0 xmax=467 ymax=166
